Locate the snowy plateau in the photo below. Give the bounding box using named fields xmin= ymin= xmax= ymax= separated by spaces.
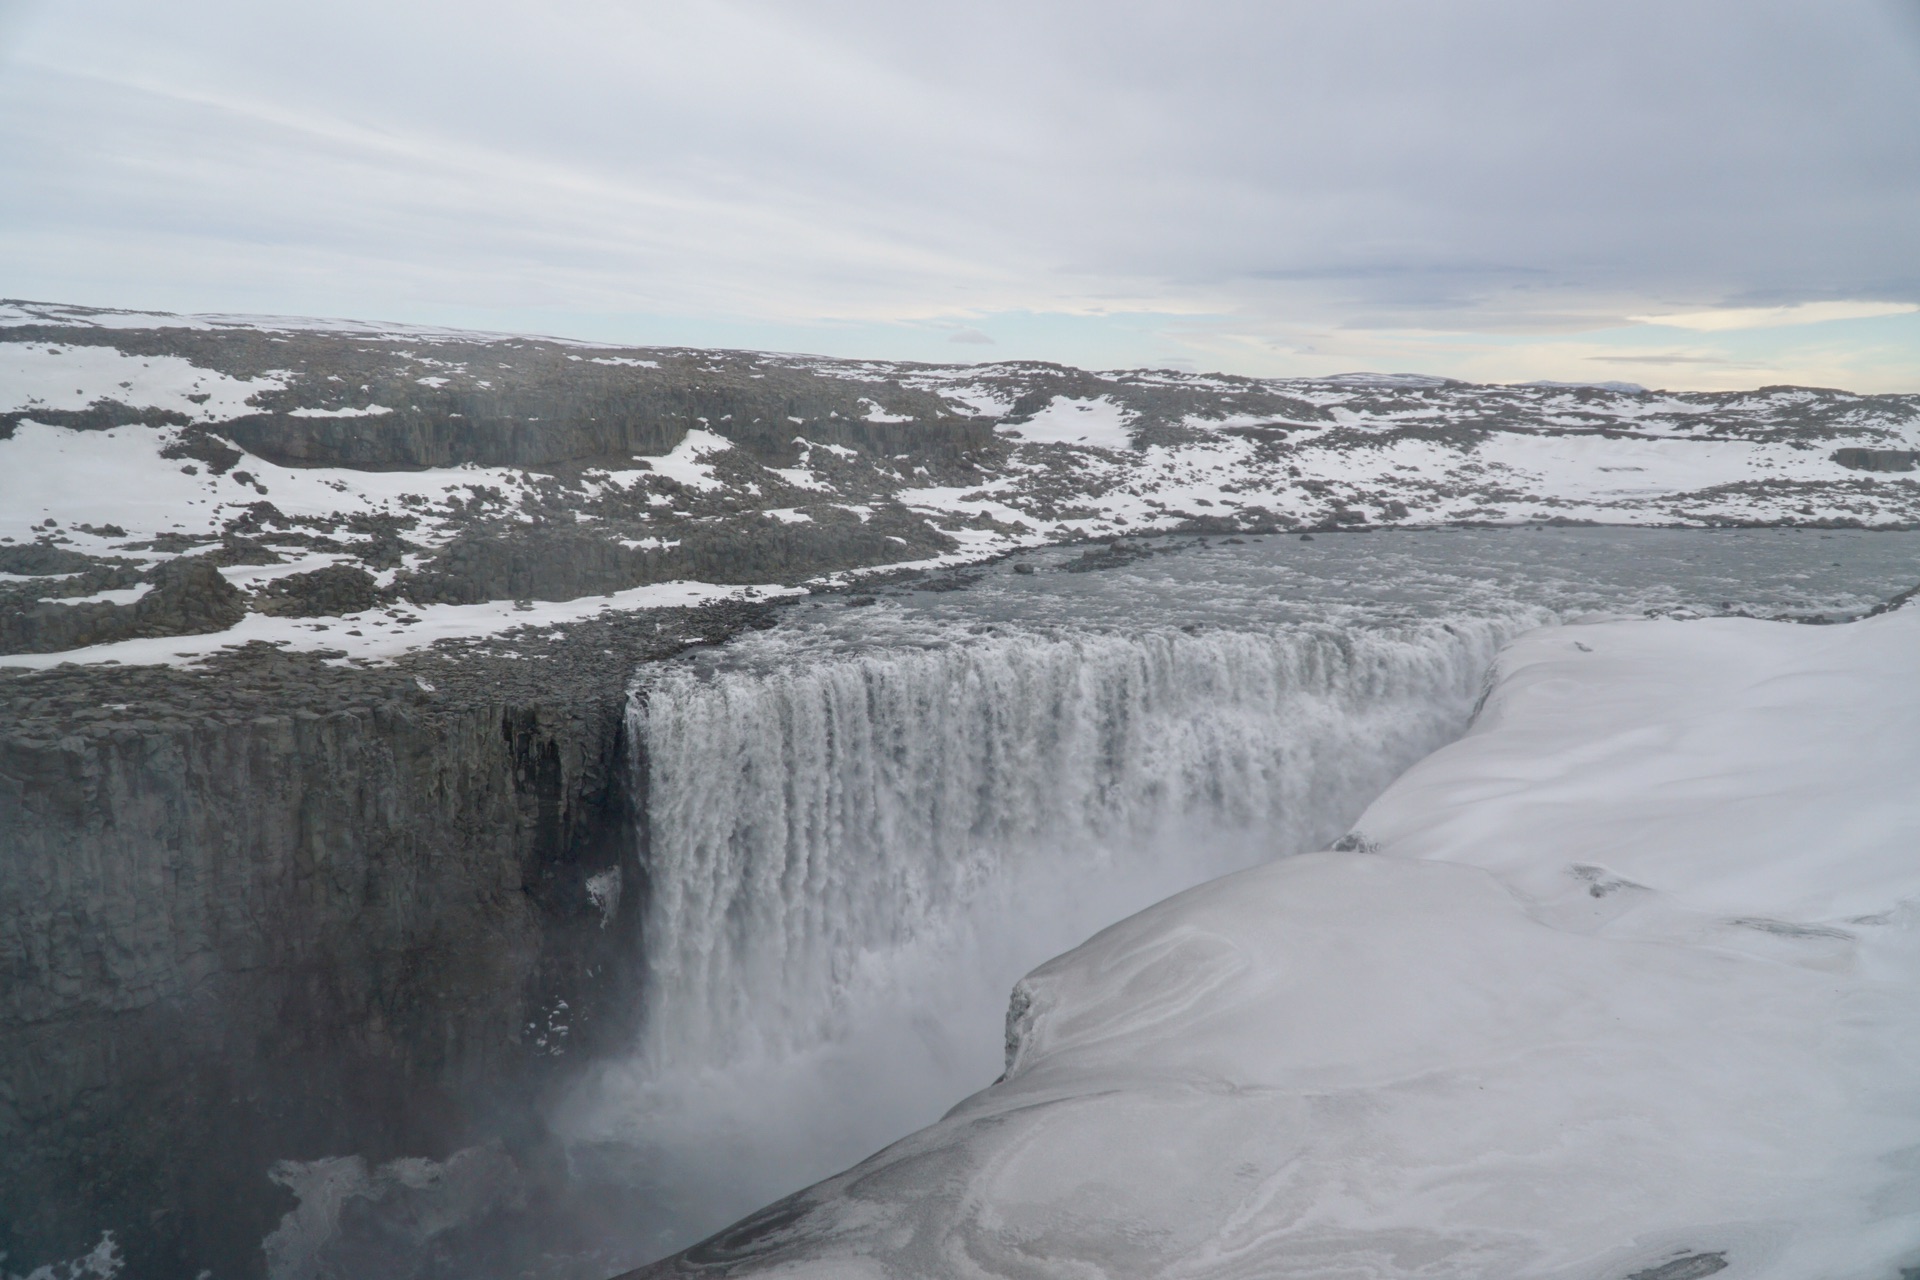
xmin=1 ymin=298 xmax=1917 ymax=664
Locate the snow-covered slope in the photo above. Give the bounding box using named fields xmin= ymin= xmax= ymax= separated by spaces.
xmin=631 ymin=603 xmax=1920 ymax=1280
xmin=4 ymin=299 xmax=1919 ymax=665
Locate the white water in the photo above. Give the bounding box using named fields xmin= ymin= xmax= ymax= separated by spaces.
xmin=562 ymin=612 xmax=1541 ymax=1254
xmin=547 ymin=527 xmax=1920 ymax=1266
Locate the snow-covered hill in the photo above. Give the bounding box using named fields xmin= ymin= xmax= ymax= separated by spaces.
xmin=4 ymin=299 xmax=1918 ymax=663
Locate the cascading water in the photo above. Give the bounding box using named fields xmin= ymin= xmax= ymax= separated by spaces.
xmin=561 ymin=610 xmax=1546 ymax=1253
xmin=255 ymin=526 xmax=1920 ymax=1277
xmin=552 ymin=526 xmax=1920 ymax=1264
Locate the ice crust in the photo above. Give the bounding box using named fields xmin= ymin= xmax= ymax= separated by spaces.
xmin=640 ymin=607 xmax=1920 ymax=1279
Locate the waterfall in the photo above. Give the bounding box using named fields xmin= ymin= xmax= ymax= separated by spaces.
xmin=562 ymin=611 xmax=1545 ymax=1254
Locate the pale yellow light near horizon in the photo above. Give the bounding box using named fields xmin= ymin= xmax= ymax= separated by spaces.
xmin=1630 ymin=300 xmax=1920 ymax=332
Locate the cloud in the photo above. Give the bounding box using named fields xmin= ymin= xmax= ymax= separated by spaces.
xmin=1628 ymin=301 xmax=1920 ymax=332
xmin=0 ymin=0 xmax=1914 ymax=388
xmin=1587 ymin=354 xmax=1733 ymax=366
xmin=948 ymin=328 xmax=995 ymax=345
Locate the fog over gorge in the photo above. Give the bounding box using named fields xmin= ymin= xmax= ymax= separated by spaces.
xmin=1 ymin=5 xmax=1918 ymax=1280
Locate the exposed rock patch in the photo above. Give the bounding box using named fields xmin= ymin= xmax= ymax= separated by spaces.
xmin=0 ymin=557 xmax=245 ymax=654
xmin=253 ymin=564 xmax=383 ymax=617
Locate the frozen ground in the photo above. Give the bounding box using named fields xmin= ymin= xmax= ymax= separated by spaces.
xmin=632 ymin=601 xmax=1920 ymax=1280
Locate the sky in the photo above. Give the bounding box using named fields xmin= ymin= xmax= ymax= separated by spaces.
xmin=1 ymin=0 xmax=1918 ymax=390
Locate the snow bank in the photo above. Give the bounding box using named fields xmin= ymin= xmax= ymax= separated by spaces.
xmin=641 ymin=606 xmax=1920 ymax=1279
xmin=0 ymin=341 xmax=282 ymax=420
xmin=998 ymin=396 xmax=1135 ymax=450
xmin=636 ymin=428 xmax=732 ymax=491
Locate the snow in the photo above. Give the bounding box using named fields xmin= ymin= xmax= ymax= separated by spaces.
xmin=675 ymin=605 xmax=1920 ymax=1279
xmin=767 ymin=467 xmax=831 ymax=492
xmin=939 ymin=385 xmax=1015 ymax=417
xmin=858 ymin=398 xmax=912 ymax=423
xmin=761 ymin=508 xmax=813 ymax=524
xmin=997 ymin=396 xmax=1136 ymax=450
xmin=286 ymin=405 xmax=394 ymax=418
xmin=0 ymin=342 xmax=283 ymax=421
xmin=590 ymin=356 xmax=660 ymax=368
xmin=0 ymin=420 xmax=540 ymax=547
xmin=635 ymin=429 xmax=731 ymax=491
xmin=39 ymin=583 xmax=151 ymax=606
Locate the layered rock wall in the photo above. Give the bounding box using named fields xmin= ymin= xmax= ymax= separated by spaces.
xmin=0 ymin=606 xmax=772 ymax=1279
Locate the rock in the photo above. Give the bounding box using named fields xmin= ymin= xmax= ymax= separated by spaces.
xmin=253 ymin=564 xmax=383 ymax=617
xmin=0 ymin=544 xmax=100 ymax=575
xmin=1831 ymin=447 xmax=1919 ymax=472
xmin=0 ymin=602 xmax=779 ymax=1278
xmin=0 ymin=556 xmax=246 ymax=655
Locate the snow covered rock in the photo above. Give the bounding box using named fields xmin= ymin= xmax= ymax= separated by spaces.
xmin=630 ymin=605 xmax=1920 ymax=1280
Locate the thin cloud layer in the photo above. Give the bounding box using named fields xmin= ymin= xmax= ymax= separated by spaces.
xmin=0 ymin=0 xmax=1916 ymax=387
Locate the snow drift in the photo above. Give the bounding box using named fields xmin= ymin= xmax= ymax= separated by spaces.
xmin=631 ymin=604 xmax=1920 ymax=1279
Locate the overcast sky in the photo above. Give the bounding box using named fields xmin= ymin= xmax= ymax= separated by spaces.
xmin=2 ymin=0 xmax=1917 ymax=389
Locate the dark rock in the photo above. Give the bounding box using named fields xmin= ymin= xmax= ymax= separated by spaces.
xmin=398 ymin=513 xmax=953 ymax=607
xmin=1624 ymin=1253 xmax=1728 ymax=1280
xmin=0 ymin=544 xmax=100 ymax=575
xmin=1831 ymin=447 xmax=1919 ymax=472
xmin=0 ymin=398 xmax=191 ymax=437
xmin=0 ymin=601 xmax=779 ymax=1279
xmin=253 ymin=565 xmax=383 ymax=617
xmin=0 ymin=557 xmax=246 ymax=655
xmin=159 ymin=428 xmax=244 ymax=476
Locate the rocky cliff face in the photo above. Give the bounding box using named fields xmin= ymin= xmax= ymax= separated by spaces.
xmin=0 ymin=602 xmax=772 ymax=1279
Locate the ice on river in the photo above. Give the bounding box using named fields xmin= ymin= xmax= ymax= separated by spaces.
xmin=635 ymin=603 xmax=1920 ymax=1279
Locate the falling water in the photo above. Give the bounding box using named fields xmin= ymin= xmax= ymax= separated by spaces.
xmin=560 ymin=526 xmax=1920 ymax=1257
xmin=267 ymin=527 xmax=1920 ymax=1275
xmin=561 ymin=610 xmax=1546 ymax=1252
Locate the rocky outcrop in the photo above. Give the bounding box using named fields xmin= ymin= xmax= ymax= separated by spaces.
xmin=0 ymin=602 xmax=775 ymax=1279
xmin=1831 ymin=446 xmax=1920 ymax=472
xmin=0 ymin=557 xmax=246 ymax=655
xmin=0 ymin=323 xmax=994 ymax=472
xmin=398 ymin=508 xmax=955 ymax=607
xmin=252 ymin=564 xmax=383 ymax=617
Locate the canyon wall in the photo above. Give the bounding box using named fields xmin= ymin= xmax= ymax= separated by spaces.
xmin=0 ymin=605 xmax=770 ymax=1279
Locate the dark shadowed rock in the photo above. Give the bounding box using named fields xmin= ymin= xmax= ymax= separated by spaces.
xmin=0 ymin=602 xmax=778 ymax=1279
xmin=1832 ymin=447 xmax=1920 ymax=472
xmin=0 ymin=556 xmax=246 ymax=655
xmin=254 ymin=564 xmax=383 ymax=617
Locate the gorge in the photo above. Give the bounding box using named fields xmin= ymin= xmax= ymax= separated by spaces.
xmin=3 ymin=303 xmax=1919 ymax=1279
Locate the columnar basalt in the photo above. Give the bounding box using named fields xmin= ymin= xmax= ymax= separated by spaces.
xmin=0 ymin=604 xmax=771 ymax=1279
